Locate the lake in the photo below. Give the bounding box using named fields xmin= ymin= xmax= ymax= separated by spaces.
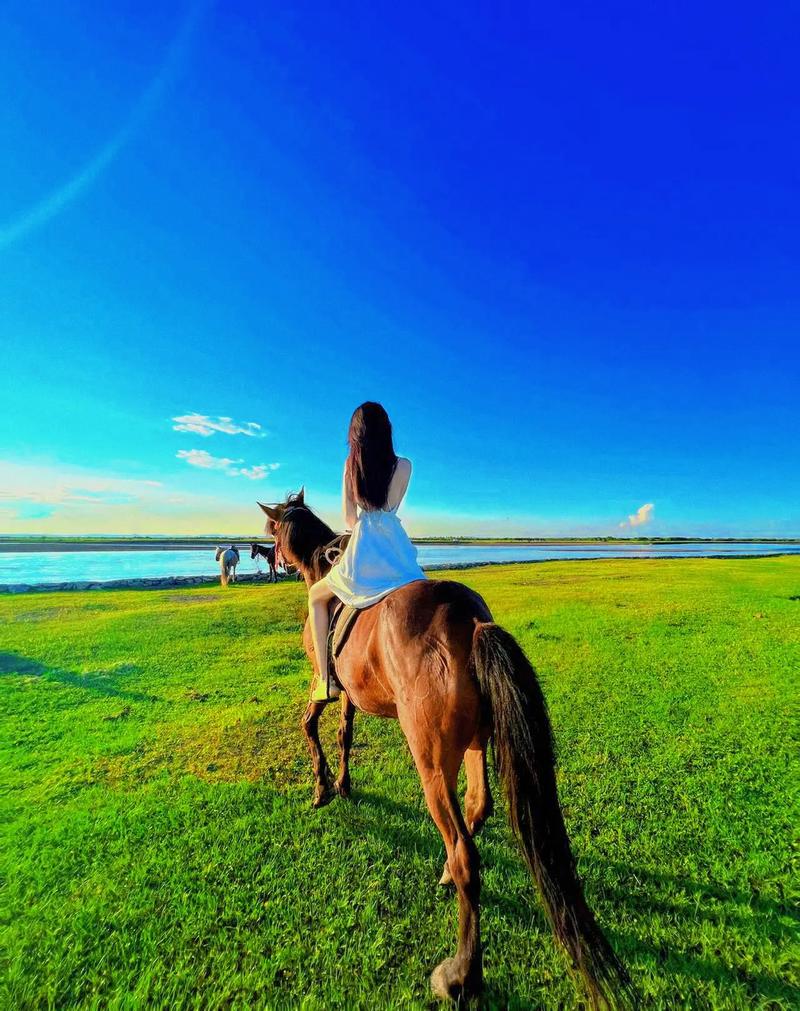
xmin=1 ymin=542 xmax=798 ymax=587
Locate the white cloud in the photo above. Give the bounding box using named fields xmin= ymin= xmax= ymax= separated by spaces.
xmin=619 ymin=502 xmax=655 ymax=528
xmin=176 ymin=450 xmax=279 ymax=480
xmin=237 ymin=463 xmax=280 ymax=481
xmin=172 ymin=413 xmax=264 ymax=438
xmin=176 ymin=449 xmax=242 ymax=471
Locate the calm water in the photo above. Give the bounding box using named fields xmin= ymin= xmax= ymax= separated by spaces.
xmin=1 ymin=542 xmax=798 ymax=586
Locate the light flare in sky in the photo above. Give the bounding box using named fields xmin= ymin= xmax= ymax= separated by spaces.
xmin=0 ymin=1 xmax=212 ymax=253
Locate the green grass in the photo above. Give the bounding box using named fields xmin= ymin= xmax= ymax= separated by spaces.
xmin=1 ymin=558 xmax=798 ymax=1009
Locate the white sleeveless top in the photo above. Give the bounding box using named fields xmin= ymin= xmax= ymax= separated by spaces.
xmin=324 ymin=492 xmax=426 ymax=608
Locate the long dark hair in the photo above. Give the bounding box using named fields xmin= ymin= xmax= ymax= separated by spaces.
xmin=345 ymin=402 xmax=398 ymax=510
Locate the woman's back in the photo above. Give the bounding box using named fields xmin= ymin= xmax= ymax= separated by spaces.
xmin=360 ymin=456 xmax=412 ymax=513
xmin=331 ymin=455 xmax=423 ymax=608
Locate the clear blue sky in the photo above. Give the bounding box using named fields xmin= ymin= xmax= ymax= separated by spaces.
xmin=1 ymin=1 xmax=798 ymax=536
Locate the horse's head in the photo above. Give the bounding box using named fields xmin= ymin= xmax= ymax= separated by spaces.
xmin=250 ymin=543 xmax=259 ymax=559
xmin=257 ymin=487 xmax=336 ymax=581
xmin=259 ymin=487 xmax=304 ymax=534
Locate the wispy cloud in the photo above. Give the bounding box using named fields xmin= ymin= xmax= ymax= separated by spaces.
xmin=619 ymin=502 xmax=655 ymax=528
xmin=0 ymin=458 xmax=283 ymax=535
xmin=0 ymin=461 xmax=162 ymax=509
xmin=176 ymin=449 xmax=279 ymax=480
xmin=237 ymin=464 xmax=280 ymax=481
xmin=176 ymin=449 xmax=241 ymax=471
xmin=172 ymin=413 xmax=265 ymax=438
xmin=0 ymin=463 xmax=165 ymax=517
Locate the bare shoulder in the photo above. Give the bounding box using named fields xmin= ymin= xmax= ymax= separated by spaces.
xmin=386 ymin=456 xmax=412 ymax=509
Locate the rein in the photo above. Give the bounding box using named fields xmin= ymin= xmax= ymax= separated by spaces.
xmin=323 ymin=534 xmax=349 ymax=567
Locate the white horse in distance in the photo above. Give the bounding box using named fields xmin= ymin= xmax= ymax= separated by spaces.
xmin=215 ymin=545 xmax=240 ymax=586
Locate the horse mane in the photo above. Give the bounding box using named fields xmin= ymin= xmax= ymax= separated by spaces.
xmin=280 ymin=494 xmax=339 ymax=582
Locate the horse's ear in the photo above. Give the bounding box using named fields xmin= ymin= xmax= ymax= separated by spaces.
xmin=296 ymin=486 xmax=305 ymax=504
xmin=258 ymin=502 xmax=281 ymax=521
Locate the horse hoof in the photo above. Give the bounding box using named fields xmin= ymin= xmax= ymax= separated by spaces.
xmin=430 ymin=958 xmax=478 ymax=1003
xmin=438 ymin=862 xmax=453 ymax=887
xmin=312 ymin=785 xmax=335 ymax=809
xmin=334 ymin=779 xmax=351 ymax=799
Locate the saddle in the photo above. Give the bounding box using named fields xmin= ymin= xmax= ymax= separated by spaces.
xmin=326 ymin=600 xmax=361 ymax=680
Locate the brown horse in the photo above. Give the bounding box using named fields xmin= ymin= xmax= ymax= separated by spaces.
xmin=259 ymin=491 xmax=630 ymax=1007
xmin=250 ymin=542 xmax=278 ymax=582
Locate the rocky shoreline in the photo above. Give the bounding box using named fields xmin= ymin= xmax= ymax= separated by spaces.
xmin=0 ymin=572 xmax=277 ymax=594
xmin=0 ymin=558 xmax=553 ymax=594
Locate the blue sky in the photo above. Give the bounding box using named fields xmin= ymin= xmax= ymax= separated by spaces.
xmin=1 ymin=1 xmax=798 ymax=536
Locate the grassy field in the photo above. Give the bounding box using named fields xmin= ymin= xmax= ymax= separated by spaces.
xmin=1 ymin=558 xmax=797 ymax=1009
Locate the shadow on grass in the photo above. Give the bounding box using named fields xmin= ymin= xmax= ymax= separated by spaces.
xmin=0 ymin=652 xmax=158 ymax=703
xmin=601 ymin=860 xmax=795 ymax=933
xmin=347 ymin=788 xmax=795 ymax=1006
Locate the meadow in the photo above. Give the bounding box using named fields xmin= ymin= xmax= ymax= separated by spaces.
xmin=1 ymin=557 xmax=797 ymax=1009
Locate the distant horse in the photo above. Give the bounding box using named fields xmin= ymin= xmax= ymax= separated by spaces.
xmin=215 ymin=545 xmax=240 ymax=586
xmin=250 ymin=542 xmax=278 ymax=582
xmin=259 ymin=490 xmax=631 ymax=1008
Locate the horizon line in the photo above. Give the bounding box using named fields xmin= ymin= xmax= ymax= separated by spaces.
xmin=1 ymin=533 xmax=799 ymax=543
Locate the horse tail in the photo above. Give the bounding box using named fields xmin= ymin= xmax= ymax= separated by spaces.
xmin=219 ymin=555 xmax=229 ymax=587
xmin=471 ymin=622 xmax=632 ymax=1010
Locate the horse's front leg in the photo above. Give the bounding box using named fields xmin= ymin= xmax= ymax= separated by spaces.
xmin=301 ymin=700 xmax=335 ymax=808
xmin=335 ymin=693 xmax=355 ymax=798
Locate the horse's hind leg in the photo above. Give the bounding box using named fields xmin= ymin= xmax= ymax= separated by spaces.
xmin=301 ymin=700 xmax=335 ymax=808
xmin=440 ymin=740 xmax=493 ymax=886
xmin=335 ymin=693 xmax=355 ymax=798
xmin=415 ymin=757 xmax=482 ymax=1002
xmin=465 ymin=739 xmax=494 ymax=833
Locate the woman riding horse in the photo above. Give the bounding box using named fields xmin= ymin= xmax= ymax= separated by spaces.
xmin=306 ymin=402 xmax=424 ymax=701
xmin=258 ymin=402 xmax=630 ymax=1007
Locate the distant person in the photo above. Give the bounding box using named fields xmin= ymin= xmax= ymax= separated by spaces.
xmin=308 ymin=402 xmax=425 ymax=701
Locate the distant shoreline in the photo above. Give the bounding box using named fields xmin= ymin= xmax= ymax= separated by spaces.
xmin=1 ymin=536 xmax=798 ymax=554
xmin=2 ymin=552 xmax=799 ymax=594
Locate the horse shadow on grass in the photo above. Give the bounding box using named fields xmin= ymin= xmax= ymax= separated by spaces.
xmin=345 ymin=788 xmax=796 ymax=1006
xmin=0 ymin=652 xmax=158 ymax=704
